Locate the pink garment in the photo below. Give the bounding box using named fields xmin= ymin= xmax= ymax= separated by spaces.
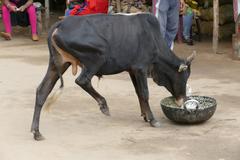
xmin=2 ymin=3 xmax=37 ymax=34
xmin=152 ymin=0 xmax=156 ymax=15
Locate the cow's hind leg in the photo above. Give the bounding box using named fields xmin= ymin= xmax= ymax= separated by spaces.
xmin=75 ymin=67 xmax=110 ymax=116
xmin=31 ymin=60 xmax=70 ymax=140
xmin=130 ymin=69 xmax=161 ymax=127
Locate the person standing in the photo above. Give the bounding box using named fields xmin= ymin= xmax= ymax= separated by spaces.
xmin=1 ymin=0 xmax=39 ymax=41
xmin=182 ymin=4 xmax=194 ymax=45
xmin=153 ymin=0 xmax=185 ymax=49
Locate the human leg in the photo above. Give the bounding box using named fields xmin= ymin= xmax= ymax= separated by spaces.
xmin=154 ymin=0 xmax=169 ymax=45
xmin=1 ymin=4 xmax=13 ymax=40
xmin=183 ymin=12 xmax=194 ymax=45
xmin=26 ymin=4 xmax=39 ymax=41
xmin=165 ymin=0 xmax=179 ymax=48
xmin=183 ymin=13 xmax=193 ymax=40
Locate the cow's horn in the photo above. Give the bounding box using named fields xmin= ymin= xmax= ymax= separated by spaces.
xmin=178 ymin=64 xmax=188 ymax=72
xmin=186 ymin=50 xmax=196 ymax=64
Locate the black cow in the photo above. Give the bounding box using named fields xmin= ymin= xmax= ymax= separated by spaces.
xmin=31 ymin=13 xmax=195 ymax=140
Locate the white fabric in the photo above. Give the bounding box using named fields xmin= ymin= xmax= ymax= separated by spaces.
xmin=155 ymin=0 xmax=160 ymax=18
xmin=238 ymin=0 xmax=240 ymax=14
xmin=170 ymin=42 xmax=174 ymax=50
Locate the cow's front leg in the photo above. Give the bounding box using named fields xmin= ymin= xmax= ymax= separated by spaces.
xmin=129 ymin=72 xmax=147 ymax=121
xmin=131 ymin=69 xmax=161 ymax=128
xmin=75 ymin=67 xmax=110 ymax=116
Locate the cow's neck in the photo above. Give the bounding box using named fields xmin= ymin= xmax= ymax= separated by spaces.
xmin=156 ymin=47 xmax=183 ymax=71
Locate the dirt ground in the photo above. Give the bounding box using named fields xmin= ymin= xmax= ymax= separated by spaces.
xmin=0 ymin=25 xmax=240 ymax=160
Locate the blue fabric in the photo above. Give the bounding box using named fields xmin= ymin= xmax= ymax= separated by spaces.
xmin=65 ymin=1 xmax=87 ymax=16
xmin=183 ymin=12 xmax=193 ymax=39
xmin=65 ymin=9 xmax=71 ymax=16
xmin=154 ymin=0 xmax=179 ymax=48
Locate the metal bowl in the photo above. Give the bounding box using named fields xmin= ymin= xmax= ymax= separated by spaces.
xmin=160 ymin=96 xmax=217 ymax=124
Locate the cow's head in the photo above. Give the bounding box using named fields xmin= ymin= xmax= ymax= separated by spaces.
xmin=151 ymin=52 xmax=196 ymax=106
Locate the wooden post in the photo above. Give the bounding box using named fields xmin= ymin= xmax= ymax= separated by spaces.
xmin=45 ymin=0 xmax=50 ymax=19
xmin=233 ymin=0 xmax=238 ymax=22
xmin=213 ymin=0 xmax=219 ymax=54
xmin=44 ymin=0 xmax=50 ymax=30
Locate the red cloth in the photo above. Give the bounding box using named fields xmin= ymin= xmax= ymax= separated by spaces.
xmin=94 ymin=0 xmax=109 ymax=13
xmin=85 ymin=0 xmax=108 ymax=14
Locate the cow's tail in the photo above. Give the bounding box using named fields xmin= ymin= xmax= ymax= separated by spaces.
xmin=44 ymin=87 xmax=63 ymax=112
xmin=44 ymin=21 xmax=64 ymax=112
xmin=48 ymin=21 xmax=64 ymax=88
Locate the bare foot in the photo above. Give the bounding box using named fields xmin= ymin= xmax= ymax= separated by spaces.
xmin=1 ymin=32 xmax=12 ymax=40
xmin=32 ymin=34 xmax=39 ymax=41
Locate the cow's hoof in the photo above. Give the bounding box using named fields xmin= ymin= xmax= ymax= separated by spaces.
xmin=141 ymin=113 xmax=148 ymax=122
xmin=100 ymin=107 xmax=110 ymax=116
xmin=150 ymin=119 xmax=161 ymax=128
xmin=33 ymin=132 xmax=45 ymax=141
xmin=143 ymin=116 xmax=148 ymax=122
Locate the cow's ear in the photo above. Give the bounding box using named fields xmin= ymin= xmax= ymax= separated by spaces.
xmin=178 ymin=64 xmax=188 ymax=72
xmin=186 ymin=50 xmax=196 ymax=65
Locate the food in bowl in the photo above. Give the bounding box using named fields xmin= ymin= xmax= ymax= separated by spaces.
xmin=160 ymin=96 xmax=217 ymax=124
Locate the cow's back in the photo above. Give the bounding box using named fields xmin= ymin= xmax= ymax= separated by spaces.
xmin=54 ymin=13 xmax=162 ymax=74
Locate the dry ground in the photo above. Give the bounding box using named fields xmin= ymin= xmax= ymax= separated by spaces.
xmin=0 ymin=28 xmax=240 ymax=160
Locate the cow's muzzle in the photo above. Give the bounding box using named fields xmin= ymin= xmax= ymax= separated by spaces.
xmin=175 ymin=97 xmax=185 ymax=107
